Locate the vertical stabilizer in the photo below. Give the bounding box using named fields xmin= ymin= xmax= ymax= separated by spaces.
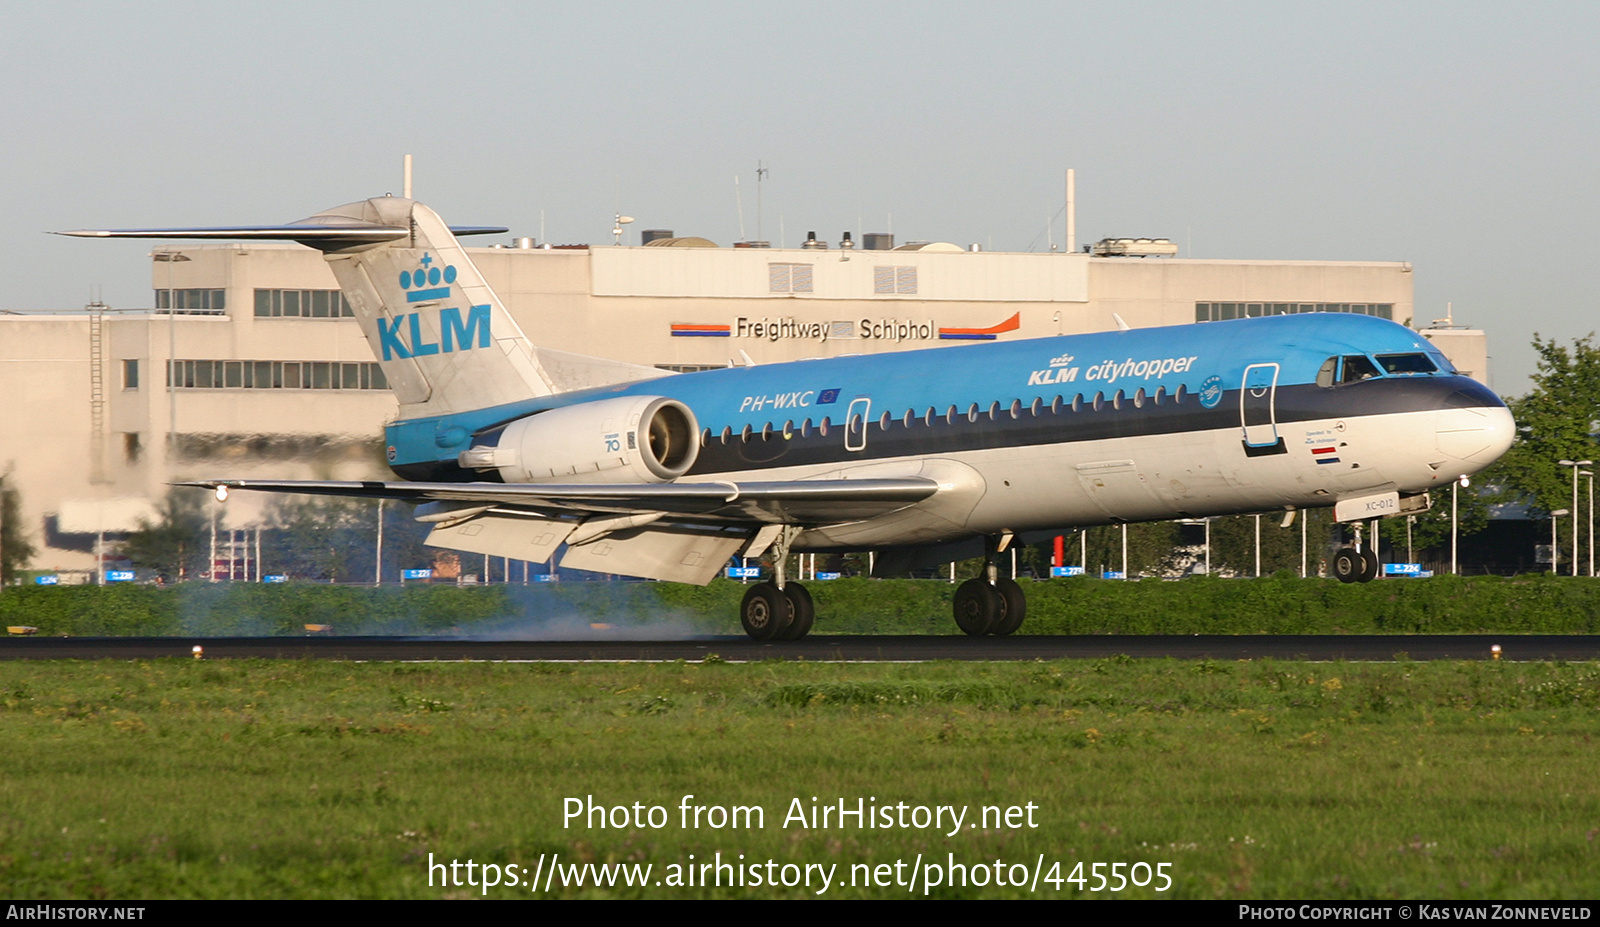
xmin=315 ymin=197 xmax=556 ymax=417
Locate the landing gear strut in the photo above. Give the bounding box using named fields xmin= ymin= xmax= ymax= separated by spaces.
xmin=739 ymin=526 xmax=813 ymax=641
xmin=1332 ymin=521 xmax=1380 ymax=583
xmin=952 ymin=533 xmax=1027 ymax=636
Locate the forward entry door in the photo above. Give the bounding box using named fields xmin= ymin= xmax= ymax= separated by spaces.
xmin=1240 ymin=363 xmax=1285 ymax=454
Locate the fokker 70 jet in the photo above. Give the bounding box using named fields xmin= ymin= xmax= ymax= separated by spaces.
xmin=63 ymin=196 xmax=1514 ymax=639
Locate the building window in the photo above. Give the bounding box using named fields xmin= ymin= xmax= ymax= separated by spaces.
xmin=1195 ymin=302 xmax=1394 ymax=322
xmin=769 ymin=263 xmax=814 ymax=294
xmin=253 ymin=289 xmax=355 ymax=318
xmin=154 ymin=289 xmax=225 ymax=313
xmin=874 ymin=265 xmax=917 ymax=295
xmin=165 ymin=359 xmax=388 ymax=390
xmin=122 ymin=359 xmax=139 ymax=389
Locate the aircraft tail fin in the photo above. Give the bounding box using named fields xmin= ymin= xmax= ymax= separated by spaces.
xmin=310 ymin=197 xmax=556 ymax=416
xmin=61 ymin=197 xmax=667 ymax=417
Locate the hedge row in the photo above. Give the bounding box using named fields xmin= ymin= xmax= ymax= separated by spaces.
xmin=3 ymin=574 xmax=1600 ymax=637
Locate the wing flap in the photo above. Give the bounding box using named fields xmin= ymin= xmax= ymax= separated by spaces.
xmin=425 ymin=511 xmax=579 ymax=563
xmin=559 ymin=525 xmax=749 ymax=585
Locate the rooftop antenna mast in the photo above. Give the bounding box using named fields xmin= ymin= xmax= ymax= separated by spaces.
xmin=735 ymin=175 xmax=746 ymax=241
xmin=756 ymin=161 xmax=768 ymax=243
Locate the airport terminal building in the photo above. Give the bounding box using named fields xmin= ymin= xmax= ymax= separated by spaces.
xmin=3 ymin=231 xmax=1477 ymax=577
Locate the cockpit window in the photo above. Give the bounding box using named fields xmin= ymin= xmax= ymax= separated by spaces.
xmin=1339 ymin=355 xmax=1382 ymax=384
xmin=1376 ymin=353 xmax=1438 ymax=376
xmin=1316 ymin=357 xmax=1338 ymax=388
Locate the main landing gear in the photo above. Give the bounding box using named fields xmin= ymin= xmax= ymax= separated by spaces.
xmin=739 ymin=582 xmax=814 ymax=641
xmin=952 ymin=533 xmax=1027 ymax=636
xmin=739 ymin=526 xmax=815 ymax=641
xmin=1331 ymin=521 xmax=1380 ymax=583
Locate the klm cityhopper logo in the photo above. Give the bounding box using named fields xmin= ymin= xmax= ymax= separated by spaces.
xmin=381 ymin=254 xmax=492 ymax=361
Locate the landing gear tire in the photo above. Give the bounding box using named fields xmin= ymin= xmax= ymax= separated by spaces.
xmin=953 ymin=579 xmax=1003 ymax=636
xmin=1332 ymin=547 xmax=1362 ymax=583
xmin=779 ymin=584 xmax=814 ymax=640
xmin=1359 ymin=548 xmax=1380 ymax=583
xmin=740 ymin=582 xmax=793 ymax=641
xmin=993 ymin=577 xmax=1027 ymax=636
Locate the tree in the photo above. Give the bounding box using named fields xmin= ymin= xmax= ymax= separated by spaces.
xmin=120 ymin=488 xmax=209 ymax=582
xmin=1496 ymin=334 xmax=1600 ymax=519
xmin=1 ymin=468 xmax=36 ymax=585
xmin=262 ymin=496 xmax=373 ymax=582
xmin=1378 ymin=471 xmax=1493 ymax=557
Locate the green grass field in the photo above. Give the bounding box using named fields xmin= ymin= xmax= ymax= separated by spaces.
xmin=10 ymin=574 xmax=1600 ymax=637
xmin=2 ymin=657 xmax=1597 ymax=899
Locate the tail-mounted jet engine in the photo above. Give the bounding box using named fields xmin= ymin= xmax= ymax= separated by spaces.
xmin=459 ymin=396 xmax=699 ymax=483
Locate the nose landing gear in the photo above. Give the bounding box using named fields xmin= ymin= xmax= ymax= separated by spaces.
xmin=1332 ymin=521 xmax=1380 ymax=583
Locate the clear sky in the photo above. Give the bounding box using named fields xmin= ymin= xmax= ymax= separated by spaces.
xmin=4 ymin=1 xmax=1595 ymax=394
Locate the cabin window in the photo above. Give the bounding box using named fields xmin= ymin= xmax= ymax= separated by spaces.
xmin=818 ymin=417 xmax=830 ymax=437
xmin=902 ymin=409 xmax=915 ymax=428
xmin=1010 ymin=399 xmax=1022 ymax=419
xmin=1153 ymin=386 xmax=1165 ymax=405
xmin=1174 ymin=384 xmax=1187 ymax=403
xmin=701 ymin=428 xmax=711 ymax=447
xmin=987 ymin=401 xmax=1000 ymax=421
xmin=1113 ymin=390 xmax=1125 ymax=410
xmin=761 ymin=422 xmax=773 ymax=439
xmin=741 ymin=424 xmax=753 ymax=442
xmin=945 ymin=405 xmax=958 ymax=425
xmin=1030 ymin=397 xmax=1043 ymax=416
xmin=967 ymin=403 xmax=980 ymax=423
xmin=1051 ymin=395 xmax=1063 ymax=413
xmin=782 ymin=420 xmax=794 ymax=438
xmin=924 ymin=407 xmax=936 ymax=426
xmin=720 ymin=426 xmax=732 ymax=445
xmin=878 ymin=411 xmax=892 ymax=431
xmin=1134 ymin=388 xmax=1146 ymax=408
xmin=1376 ymin=353 xmax=1438 ymax=376
xmin=1071 ymin=394 xmax=1082 ymax=412
xmin=1092 ymin=392 xmax=1104 ymax=412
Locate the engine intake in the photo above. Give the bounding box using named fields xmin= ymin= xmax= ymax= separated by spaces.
xmin=460 ymin=395 xmax=699 ymax=483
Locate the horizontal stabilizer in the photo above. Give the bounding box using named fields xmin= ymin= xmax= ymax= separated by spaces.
xmin=55 ymin=220 xmax=505 ymax=250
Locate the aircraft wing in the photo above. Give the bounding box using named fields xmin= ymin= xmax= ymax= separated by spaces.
xmin=178 ymin=477 xmax=939 ymax=525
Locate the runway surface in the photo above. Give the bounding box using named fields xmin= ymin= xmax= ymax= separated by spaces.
xmin=0 ymin=634 xmax=1596 ymax=662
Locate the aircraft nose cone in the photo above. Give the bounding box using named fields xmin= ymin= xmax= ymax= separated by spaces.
xmin=1435 ymin=401 xmax=1514 ymax=474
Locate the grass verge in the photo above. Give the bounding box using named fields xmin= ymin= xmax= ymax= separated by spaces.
xmin=1 ymin=658 xmax=1597 ymax=898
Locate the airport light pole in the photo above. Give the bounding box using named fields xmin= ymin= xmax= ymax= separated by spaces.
xmin=1253 ymin=513 xmax=1261 ymax=577
xmin=1559 ymin=460 xmax=1592 ymax=576
xmin=1451 ymin=476 xmax=1469 ymax=575
xmin=1300 ymin=511 xmax=1307 ymax=578
xmin=1551 ymin=510 xmax=1570 ymax=574
xmin=152 ymin=252 xmax=190 ymax=458
xmin=1587 ymin=471 xmax=1595 ymax=577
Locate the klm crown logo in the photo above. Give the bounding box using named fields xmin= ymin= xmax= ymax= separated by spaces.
xmin=399 ymin=253 xmax=458 ymax=303
xmin=380 ymin=254 xmax=492 ymax=361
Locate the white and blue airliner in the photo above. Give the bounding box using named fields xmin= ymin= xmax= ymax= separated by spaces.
xmin=63 ymin=197 xmax=1514 ymax=639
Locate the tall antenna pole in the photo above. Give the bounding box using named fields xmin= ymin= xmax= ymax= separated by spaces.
xmin=1065 ymin=168 xmax=1076 ymax=254
xmin=756 ymin=161 xmax=768 ymax=243
xmin=734 ymin=175 xmax=746 ymax=241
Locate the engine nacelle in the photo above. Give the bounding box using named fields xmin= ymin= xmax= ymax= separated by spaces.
xmin=459 ymin=395 xmax=700 ymax=483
